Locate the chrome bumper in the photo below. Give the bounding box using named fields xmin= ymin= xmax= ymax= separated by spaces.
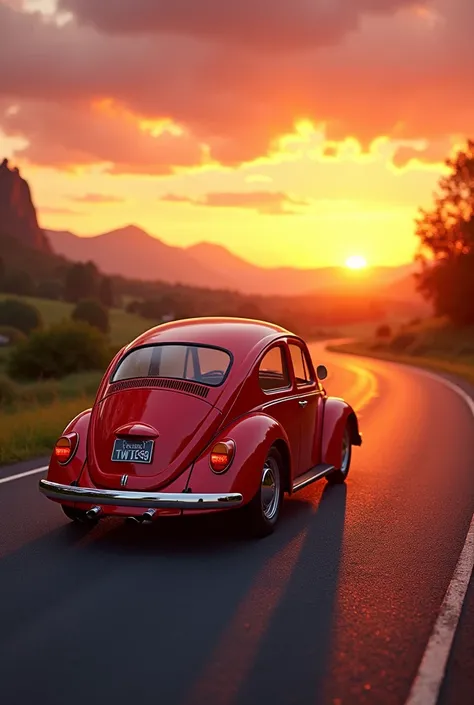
xmin=39 ymin=479 xmax=244 ymax=510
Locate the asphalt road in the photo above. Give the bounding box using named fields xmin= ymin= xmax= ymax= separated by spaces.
xmin=1 ymin=342 xmax=474 ymax=705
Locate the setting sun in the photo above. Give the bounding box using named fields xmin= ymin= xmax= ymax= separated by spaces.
xmin=345 ymin=255 xmax=368 ymax=270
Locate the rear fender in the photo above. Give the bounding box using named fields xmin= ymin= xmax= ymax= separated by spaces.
xmin=321 ymin=397 xmax=362 ymax=468
xmin=45 ymin=408 xmax=92 ymax=490
xmin=186 ymin=412 xmax=292 ymax=508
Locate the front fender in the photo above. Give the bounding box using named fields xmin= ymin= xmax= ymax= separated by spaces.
xmin=321 ymin=397 xmax=362 ymax=468
xmin=46 ymin=408 xmax=92 ymax=488
xmin=186 ymin=412 xmax=292 ymax=508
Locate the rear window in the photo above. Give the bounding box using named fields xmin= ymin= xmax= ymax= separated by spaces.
xmin=111 ymin=344 xmax=232 ymax=387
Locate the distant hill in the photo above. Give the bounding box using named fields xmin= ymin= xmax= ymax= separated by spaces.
xmin=0 ymin=158 xmax=51 ymax=253
xmin=47 ymin=225 xmax=420 ymax=299
xmin=46 ymin=225 xmax=233 ymax=291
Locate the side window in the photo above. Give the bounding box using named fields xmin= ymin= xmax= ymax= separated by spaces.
xmin=289 ymin=343 xmax=313 ymax=386
xmin=259 ymin=346 xmax=290 ymax=392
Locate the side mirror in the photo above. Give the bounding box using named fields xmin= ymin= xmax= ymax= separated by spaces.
xmin=316 ymin=364 xmax=328 ymax=381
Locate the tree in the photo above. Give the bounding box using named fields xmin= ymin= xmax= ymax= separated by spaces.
xmin=0 ymin=298 xmax=42 ymax=335
xmin=36 ymin=279 xmax=62 ymax=300
xmin=72 ymin=299 xmax=110 ymax=335
xmin=64 ymin=261 xmax=100 ymax=303
xmin=99 ymin=277 xmax=115 ymax=308
xmin=1 ymin=270 xmax=35 ymax=296
xmin=415 ymin=140 xmax=474 ymax=324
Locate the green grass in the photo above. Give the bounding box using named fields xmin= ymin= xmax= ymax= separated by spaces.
xmin=0 ymin=371 xmax=103 ymax=465
xmin=0 ymin=395 xmax=96 ymax=464
xmin=327 ymin=317 xmax=474 ymax=385
xmin=0 ymin=294 xmax=150 ymax=346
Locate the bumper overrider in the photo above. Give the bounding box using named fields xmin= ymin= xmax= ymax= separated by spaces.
xmin=38 ymin=479 xmax=244 ymax=510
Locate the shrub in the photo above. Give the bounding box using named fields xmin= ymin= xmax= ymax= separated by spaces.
xmin=0 ymin=374 xmax=18 ymax=405
xmin=0 ymin=325 xmax=27 ymax=346
xmin=388 ymin=332 xmax=417 ymax=352
xmin=375 ymin=324 xmax=391 ymax=339
xmin=72 ymin=299 xmax=110 ymax=335
xmin=8 ymin=321 xmax=110 ymax=380
xmin=0 ymin=298 xmax=43 ymax=335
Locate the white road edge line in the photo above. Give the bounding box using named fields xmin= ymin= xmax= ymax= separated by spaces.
xmin=401 ymin=367 xmax=474 ymax=705
xmin=330 ymin=348 xmax=474 ymax=705
xmin=0 ymin=465 xmax=48 ymax=485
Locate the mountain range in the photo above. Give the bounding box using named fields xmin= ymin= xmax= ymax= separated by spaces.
xmin=46 ymin=224 xmax=421 ymax=300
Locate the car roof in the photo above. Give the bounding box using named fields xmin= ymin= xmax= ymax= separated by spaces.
xmin=124 ymin=317 xmax=295 ymax=358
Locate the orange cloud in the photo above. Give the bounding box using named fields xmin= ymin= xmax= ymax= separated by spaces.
xmin=39 ymin=206 xmax=85 ymax=215
xmin=1 ymin=99 xmax=204 ymax=174
xmin=160 ymin=191 xmax=311 ymax=215
xmin=68 ymin=192 xmax=125 ymax=204
xmin=0 ymin=1 xmax=472 ymax=172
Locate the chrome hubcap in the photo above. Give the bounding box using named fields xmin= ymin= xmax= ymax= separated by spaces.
xmin=261 ymin=457 xmax=280 ymax=520
xmin=341 ymin=429 xmax=350 ymax=475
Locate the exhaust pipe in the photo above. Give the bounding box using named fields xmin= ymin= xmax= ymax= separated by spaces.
xmin=142 ymin=509 xmax=156 ymax=523
xmin=125 ymin=509 xmax=157 ymax=525
xmin=86 ymin=506 xmax=101 ymax=520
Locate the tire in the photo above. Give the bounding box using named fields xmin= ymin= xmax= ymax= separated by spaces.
xmin=243 ymin=446 xmax=284 ymax=538
xmin=326 ymin=424 xmax=352 ymax=485
xmin=61 ymin=504 xmax=96 ymax=525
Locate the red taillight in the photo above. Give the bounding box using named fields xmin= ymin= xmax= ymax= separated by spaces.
xmin=210 ymin=440 xmax=235 ymax=473
xmin=54 ymin=434 xmax=78 ymax=465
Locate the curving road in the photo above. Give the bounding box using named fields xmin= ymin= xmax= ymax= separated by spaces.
xmin=1 ymin=342 xmax=474 ymax=705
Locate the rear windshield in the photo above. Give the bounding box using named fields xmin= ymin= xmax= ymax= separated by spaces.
xmin=111 ymin=344 xmax=232 ymax=387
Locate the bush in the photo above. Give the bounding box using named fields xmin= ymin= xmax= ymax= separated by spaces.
xmin=375 ymin=324 xmax=391 ymax=339
xmin=388 ymin=332 xmax=417 ymax=352
xmin=72 ymin=299 xmax=110 ymax=335
xmin=8 ymin=321 xmax=111 ymax=380
xmin=0 ymin=298 xmax=43 ymax=335
xmin=0 ymin=374 xmax=18 ymax=405
xmin=0 ymin=325 xmax=27 ymax=346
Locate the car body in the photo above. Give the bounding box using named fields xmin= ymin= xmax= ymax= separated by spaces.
xmin=39 ymin=317 xmax=362 ymax=537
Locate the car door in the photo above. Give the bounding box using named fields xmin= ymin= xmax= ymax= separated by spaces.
xmin=288 ymin=340 xmax=322 ymax=475
xmin=258 ymin=343 xmax=302 ymax=473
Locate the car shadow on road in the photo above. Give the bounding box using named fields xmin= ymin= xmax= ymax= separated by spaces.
xmin=0 ymin=482 xmax=347 ymax=705
xmin=181 ymin=482 xmax=348 ymax=705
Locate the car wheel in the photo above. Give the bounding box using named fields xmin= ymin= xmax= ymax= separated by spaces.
xmin=326 ymin=424 xmax=352 ymax=485
xmin=244 ymin=446 xmax=283 ymax=538
xmin=61 ymin=504 xmax=96 ymax=525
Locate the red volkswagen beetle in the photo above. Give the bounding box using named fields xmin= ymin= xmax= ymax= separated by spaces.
xmin=39 ymin=318 xmax=362 ymax=537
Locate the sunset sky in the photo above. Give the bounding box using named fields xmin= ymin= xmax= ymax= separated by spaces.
xmin=0 ymin=0 xmax=469 ymax=269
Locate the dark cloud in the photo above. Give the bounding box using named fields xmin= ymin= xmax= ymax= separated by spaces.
xmin=58 ymin=0 xmax=419 ymax=52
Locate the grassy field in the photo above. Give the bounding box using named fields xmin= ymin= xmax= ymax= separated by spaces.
xmin=327 ymin=317 xmax=474 ymax=385
xmin=0 ymin=294 xmax=150 ymax=346
xmin=0 ymin=294 xmax=152 ymax=465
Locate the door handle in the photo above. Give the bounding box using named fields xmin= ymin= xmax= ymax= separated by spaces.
xmin=299 ymin=400 xmax=308 ymax=408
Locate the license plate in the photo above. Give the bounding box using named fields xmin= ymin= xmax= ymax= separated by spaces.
xmin=111 ymin=438 xmax=154 ymax=464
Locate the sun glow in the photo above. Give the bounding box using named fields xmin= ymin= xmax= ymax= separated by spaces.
xmin=345 ymin=255 xmax=367 ymax=270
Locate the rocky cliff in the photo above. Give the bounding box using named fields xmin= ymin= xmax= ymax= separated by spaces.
xmin=0 ymin=158 xmax=51 ymax=252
